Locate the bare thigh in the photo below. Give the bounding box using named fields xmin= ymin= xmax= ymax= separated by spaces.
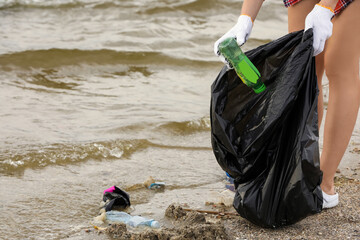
xmin=287 ymin=0 xmax=326 ymax=125
xmin=325 ymin=0 xmax=360 ymax=81
xmin=287 ymin=0 xmax=325 ymax=76
xmin=287 ymin=0 xmax=319 ymax=32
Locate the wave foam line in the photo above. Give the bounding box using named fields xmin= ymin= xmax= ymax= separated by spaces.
xmin=0 ymin=137 xmax=211 ymax=175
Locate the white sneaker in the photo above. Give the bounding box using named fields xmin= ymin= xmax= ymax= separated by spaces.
xmin=322 ymin=190 xmax=339 ymax=209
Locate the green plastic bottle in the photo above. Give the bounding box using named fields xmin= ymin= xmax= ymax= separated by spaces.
xmin=218 ymin=37 xmax=266 ymax=94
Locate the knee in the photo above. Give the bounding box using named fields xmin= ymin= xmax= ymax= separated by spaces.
xmin=324 ymin=58 xmax=360 ymax=105
xmin=325 ymin=51 xmax=357 ymax=78
xmin=324 ymin=49 xmax=360 ymax=97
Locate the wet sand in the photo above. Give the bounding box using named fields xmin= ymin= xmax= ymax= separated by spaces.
xmin=81 ymin=107 xmax=360 ymax=240
xmin=85 ymin=176 xmax=359 ymax=240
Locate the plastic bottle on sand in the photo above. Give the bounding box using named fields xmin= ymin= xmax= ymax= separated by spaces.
xmin=106 ymin=211 xmax=160 ymax=228
xmin=219 ymin=37 xmax=266 ymax=94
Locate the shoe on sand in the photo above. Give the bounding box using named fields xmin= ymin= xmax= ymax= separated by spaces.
xmin=322 ymin=190 xmax=339 ymax=209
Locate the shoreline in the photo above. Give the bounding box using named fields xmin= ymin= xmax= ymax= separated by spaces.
xmin=85 ymin=106 xmax=360 ymax=239
xmin=88 ymin=174 xmax=359 ymax=239
xmin=85 ymin=132 xmax=360 ymax=239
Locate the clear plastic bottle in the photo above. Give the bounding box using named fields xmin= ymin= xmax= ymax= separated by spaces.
xmin=106 ymin=211 xmax=160 ymax=228
xmin=219 ymin=37 xmax=266 ymax=94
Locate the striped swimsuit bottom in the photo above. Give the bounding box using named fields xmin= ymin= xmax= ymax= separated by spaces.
xmin=283 ymin=0 xmax=354 ymax=15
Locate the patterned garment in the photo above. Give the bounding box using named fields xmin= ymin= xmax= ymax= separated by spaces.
xmin=283 ymin=0 xmax=354 ymax=15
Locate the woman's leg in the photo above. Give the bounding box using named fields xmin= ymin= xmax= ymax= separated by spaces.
xmin=321 ymin=0 xmax=360 ymax=195
xmin=288 ymin=0 xmax=360 ymax=196
xmin=288 ymin=0 xmax=325 ymax=126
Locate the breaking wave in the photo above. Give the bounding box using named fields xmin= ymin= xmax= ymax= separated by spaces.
xmin=0 ymin=139 xmax=150 ymax=175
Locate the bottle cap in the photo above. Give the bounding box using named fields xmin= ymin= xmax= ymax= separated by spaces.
xmin=151 ymin=220 xmax=160 ymax=228
xmin=254 ymin=84 xmax=266 ymax=94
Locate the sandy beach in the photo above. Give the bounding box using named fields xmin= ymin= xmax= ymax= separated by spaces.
xmin=81 ymin=106 xmax=360 ymax=240
xmin=0 ymin=1 xmax=359 ymax=239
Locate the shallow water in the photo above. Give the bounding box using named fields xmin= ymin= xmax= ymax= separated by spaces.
xmin=0 ymin=0 xmax=288 ymax=239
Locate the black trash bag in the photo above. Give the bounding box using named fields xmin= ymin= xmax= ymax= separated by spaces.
xmin=103 ymin=186 xmax=131 ymax=212
xmin=210 ymin=30 xmax=323 ymax=228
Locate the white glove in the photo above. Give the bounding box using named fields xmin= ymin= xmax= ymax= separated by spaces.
xmin=305 ymin=4 xmax=334 ymax=56
xmin=214 ymin=15 xmax=253 ymax=67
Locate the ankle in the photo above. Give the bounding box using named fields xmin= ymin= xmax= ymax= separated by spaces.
xmin=321 ymin=182 xmax=335 ymax=195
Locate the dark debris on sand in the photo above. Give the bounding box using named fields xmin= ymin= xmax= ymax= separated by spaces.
xmin=101 ymin=177 xmax=359 ymax=240
xmin=105 ymin=204 xmax=229 ymax=240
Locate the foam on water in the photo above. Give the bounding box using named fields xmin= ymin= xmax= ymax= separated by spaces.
xmin=0 ymin=116 xmax=213 ymax=175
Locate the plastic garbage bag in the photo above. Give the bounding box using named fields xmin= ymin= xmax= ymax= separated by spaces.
xmin=210 ymin=30 xmax=323 ymax=228
xmin=103 ymin=186 xmax=131 ymax=211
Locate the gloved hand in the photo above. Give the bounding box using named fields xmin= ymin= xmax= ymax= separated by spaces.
xmin=214 ymin=15 xmax=253 ymax=67
xmin=305 ymin=4 xmax=334 ymax=56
